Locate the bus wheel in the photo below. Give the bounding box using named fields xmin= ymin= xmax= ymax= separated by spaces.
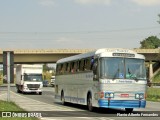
xmin=87 ymin=94 xmax=93 ymax=111
xmin=125 ymin=108 xmax=133 ymax=113
xmin=61 ymin=91 xmax=65 ymax=105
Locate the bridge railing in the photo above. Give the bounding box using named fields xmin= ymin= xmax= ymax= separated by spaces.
xmin=148 ymin=82 xmax=160 ymax=87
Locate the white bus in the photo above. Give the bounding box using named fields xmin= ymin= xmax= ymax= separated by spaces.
xmin=55 ymin=48 xmax=147 ymax=112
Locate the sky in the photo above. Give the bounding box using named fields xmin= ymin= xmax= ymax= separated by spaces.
xmin=0 ymin=0 xmax=160 ymax=49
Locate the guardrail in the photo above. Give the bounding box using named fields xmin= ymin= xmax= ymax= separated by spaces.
xmin=148 ymin=82 xmax=160 ymax=87
xmin=151 ymin=82 xmax=160 ymax=86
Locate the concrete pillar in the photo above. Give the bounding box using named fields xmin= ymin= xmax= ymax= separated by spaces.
xmin=149 ymin=60 xmax=153 ymax=81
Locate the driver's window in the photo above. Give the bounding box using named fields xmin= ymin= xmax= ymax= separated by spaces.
xmin=93 ymin=59 xmax=98 ymax=80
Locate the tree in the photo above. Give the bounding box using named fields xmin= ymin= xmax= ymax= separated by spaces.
xmin=43 ymin=64 xmax=56 ymax=80
xmin=43 ymin=64 xmax=50 ymax=72
xmin=140 ymin=36 xmax=160 ymax=49
xmin=158 ymin=14 xmax=160 ymax=24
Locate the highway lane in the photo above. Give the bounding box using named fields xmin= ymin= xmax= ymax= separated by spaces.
xmin=7 ymin=86 xmax=160 ymax=120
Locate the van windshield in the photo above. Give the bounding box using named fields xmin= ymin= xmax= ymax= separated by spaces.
xmin=23 ymin=74 xmax=43 ymax=81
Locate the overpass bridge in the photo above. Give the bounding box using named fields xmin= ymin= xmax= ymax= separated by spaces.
xmin=0 ymin=48 xmax=159 ymax=63
xmin=0 ymin=49 xmax=94 ymax=64
xmin=0 ymin=48 xmax=160 ymax=80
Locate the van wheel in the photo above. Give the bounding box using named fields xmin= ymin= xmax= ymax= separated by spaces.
xmin=87 ymin=94 xmax=93 ymax=111
xmin=61 ymin=91 xmax=65 ymax=105
xmin=39 ymin=92 xmax=42 ymax=95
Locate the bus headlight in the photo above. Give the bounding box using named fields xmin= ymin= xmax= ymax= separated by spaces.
xmin=105 ymin=92 xmax=114 ymax=98
xmin=110 ymin=93 xmax=114 ymax=98
xmin=135 ymin=93 xmax=144 ymax=99
xmin=135 ymin=94 xmax=139 ymax=99
xmin=139 ymin=94 xmax=144 ymax=99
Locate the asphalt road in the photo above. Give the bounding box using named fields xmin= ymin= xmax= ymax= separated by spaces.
xmin=1 ymin=86 xmax=159 ymax=120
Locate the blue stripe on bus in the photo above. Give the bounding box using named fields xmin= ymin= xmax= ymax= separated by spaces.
xmin=98 ymin=99 xmax=146 ymax=108
xmin=55 ymin=95 xmax=85 ymax=103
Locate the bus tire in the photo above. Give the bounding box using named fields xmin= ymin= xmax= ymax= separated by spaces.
xmin=61 ymin=91 xmax=65 ymax=105
xmin=125 ymin=108 xmax=133 ymax=113
xmin=87 ymin=93 xmax=93 ymax=112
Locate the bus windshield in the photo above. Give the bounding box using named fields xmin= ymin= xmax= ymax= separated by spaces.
xmin=100 ymin=57 xmax=146 ymax=80
xmin=24 ymin=74 xmax=43 ymax=81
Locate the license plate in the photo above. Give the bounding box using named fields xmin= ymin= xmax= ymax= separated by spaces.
xmin=121 ymin=94 xmax=129 ymax=97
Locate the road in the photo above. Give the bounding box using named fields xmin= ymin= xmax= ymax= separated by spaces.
xmin=0 ymin=86 xmax=159 ymax=120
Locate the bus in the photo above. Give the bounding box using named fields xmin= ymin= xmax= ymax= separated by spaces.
xmin=55 ymin=48 xmax=147 ymax=112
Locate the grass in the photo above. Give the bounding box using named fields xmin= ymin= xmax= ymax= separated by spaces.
xmin=148 ymin=69 xmax=160 ymax=102
xmin=146 ymin=87 xmax=160 ymax=102
xmin=0 ymin=100 xmax=39 ymax=120
xmin=152 ymin=70 xmax=160 ymax=83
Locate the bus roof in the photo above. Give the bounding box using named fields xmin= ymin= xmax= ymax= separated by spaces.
xmin=57 ymin=50 xmax=96 ymax=64
xmin=56 ymin=48 xmax=144 ymax=64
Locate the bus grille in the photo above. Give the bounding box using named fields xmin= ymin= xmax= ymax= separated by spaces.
xmin=27 ymin=84 xmax=40 ymax=88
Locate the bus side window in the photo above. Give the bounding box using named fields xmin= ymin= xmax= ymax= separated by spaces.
xmin=80 ymin=59 xmax=84 ymax=71
xmin=56 ymin=65 xmax=58 ymax=74
xmin=63 ymin=63 xmax=67 ymax=74
xmin=78 ymin=60 xmax=81 ymax=72
xmin=71 ymin=62 xmax=75 ymax=73
xmin=56 ymin=64 xmax=60 ymax=75
xmin=60 ymin=64 xmax=63 ymax=74
xmin=90 ymin=57 xmax=94 ymax=70
xmin=86 ymin=58 xmax=91 ymax=71
xmin=67 ymin=63 xmax=71 ymax=73
xmin=73 ymin=61 xmax=78 ymax=73
xmin=83 ymin=59 xmax=87 ymax=71
xmin=76 ymin=61 xmax=79 ymax=72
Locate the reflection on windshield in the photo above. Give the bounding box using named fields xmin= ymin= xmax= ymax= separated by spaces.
xmin=24 ymin=74 xmax=43 ymax=81
xmin=100 ymin=58 xmax=146 ymax=80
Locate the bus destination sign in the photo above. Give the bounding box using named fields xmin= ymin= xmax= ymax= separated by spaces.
xmin=112 ymin=53 xmax=135 ymax=57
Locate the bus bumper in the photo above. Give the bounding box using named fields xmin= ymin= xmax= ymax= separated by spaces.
xmin=98 ymin=99 xmax=146 ymax=108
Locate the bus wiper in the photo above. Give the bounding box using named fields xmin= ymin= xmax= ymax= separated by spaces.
xmin=128 ymin=68 xmax=131 ymax=75
xmin=112 ymin=68 xmax=120 ymax=80
xmin=131 ymin=75 xmax=138 ymax=81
